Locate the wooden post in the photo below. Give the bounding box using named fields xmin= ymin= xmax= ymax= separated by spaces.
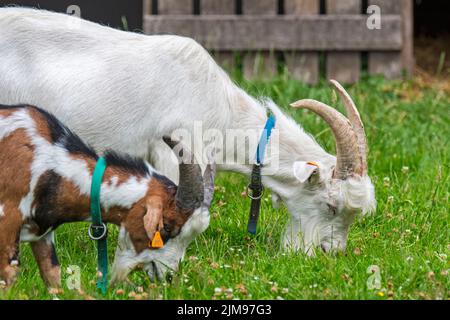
xmin=242 ymin=0 xmax=278 ymax=79
xmin=326 ymin=0 xmax=361 ymax=83
xmin=143 ymin=0 xmax=152 ymax=15
xmin=201 ymin=0 xmax=236 ymax=71
xmin=284 ymin=0 xmax=320 ymax=84
xmin=401 ymin=0 xmax=414 ymax=75
xmin=368 ymin=0 xmax=403 ymax=79
xmin=158 ymin=0 xmax=193 ymax=14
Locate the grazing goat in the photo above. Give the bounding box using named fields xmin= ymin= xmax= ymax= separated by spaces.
xmin=0 ymin=104 xmax=215 ymax=287
xmin=0 ymin=8 xmax=376 ymax=273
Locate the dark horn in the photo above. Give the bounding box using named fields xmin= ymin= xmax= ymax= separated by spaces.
xmin=163 ymin=136 xmax=204 ymax=210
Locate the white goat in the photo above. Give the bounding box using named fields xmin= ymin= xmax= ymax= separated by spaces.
xmin=0 ymin=8 xmax=376 ymax=275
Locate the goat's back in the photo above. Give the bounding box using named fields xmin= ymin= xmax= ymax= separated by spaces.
xmin=0 ymin=8 xmax=234 ymax=161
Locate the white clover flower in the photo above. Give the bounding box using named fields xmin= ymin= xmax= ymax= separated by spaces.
xmin=435 ymin=252 xmax=447 ymax=262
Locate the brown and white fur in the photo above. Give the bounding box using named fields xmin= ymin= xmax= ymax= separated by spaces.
xmin=0 ymin=104 xmax=214 ymax=288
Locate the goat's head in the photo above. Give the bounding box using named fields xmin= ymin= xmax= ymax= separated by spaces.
xmin=282 ymin=80 xmax=376 ymax=255
xmin=111 ymin=137 xmax=215 ymax=283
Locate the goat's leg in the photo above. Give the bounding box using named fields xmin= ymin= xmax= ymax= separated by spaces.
xmin=0 ymin=205 xmax=22 ymax=287
xmin=30 ymin=231 xmax=61 ymax=289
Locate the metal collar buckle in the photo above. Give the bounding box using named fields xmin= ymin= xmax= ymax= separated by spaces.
xmin=247 ymin=184 xmax=264 ymax=200
xmin=88 ymin=223 xmax=108 ymax=241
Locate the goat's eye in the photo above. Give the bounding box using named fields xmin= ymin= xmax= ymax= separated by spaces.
xmin=327 ymin=204 xmax=337 ymax=216
xmin=163 ymin=223 xmax=172 ymax=232
xmin=307 ymin=169 xmax=319 ymax=183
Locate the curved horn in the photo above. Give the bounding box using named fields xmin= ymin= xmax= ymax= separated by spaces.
xmin=290 ymin=99 xmax=362 ymax=179
xmin=163 ymin=136 xmax=204 ymax=210
xmin=329 ymin=80 xmax=367 ymax=175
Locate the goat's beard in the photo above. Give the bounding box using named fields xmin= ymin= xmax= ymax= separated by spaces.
xmin=111 ymin=228 xmax=141 ymax=284
xmin=336 ymin=175 xmax=377 ymax=215
xmin=111 ymin=227 xmax=182 ymax=283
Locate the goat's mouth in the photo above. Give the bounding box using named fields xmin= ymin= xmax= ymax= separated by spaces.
xmin=318 ymin=241 xmax=347 ymax=255
xmin=144 ymin=260 xmax=174 ymax=283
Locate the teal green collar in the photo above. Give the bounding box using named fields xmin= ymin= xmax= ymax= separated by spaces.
xmin=88 ymin=157 xmax=109 ymax=295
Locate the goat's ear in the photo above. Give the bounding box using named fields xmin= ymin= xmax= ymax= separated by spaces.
xmin=293 ymin=161 xmax=319 ymax=183
xmin=143 ymin=196 xmax=164 ymax=240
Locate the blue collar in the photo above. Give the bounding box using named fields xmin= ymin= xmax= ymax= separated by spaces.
xmin=255 ymin=113 xmax=276 ymax=165
xmin=247 ymin=113 xmax=276 ymax=234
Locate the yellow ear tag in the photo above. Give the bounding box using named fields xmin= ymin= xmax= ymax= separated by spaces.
xmin=151 ymin=231 xmax=164 ymax=248
xmin=307 ymin=161 xmax=319 ymax=167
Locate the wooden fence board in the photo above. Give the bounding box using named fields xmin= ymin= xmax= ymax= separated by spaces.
xmin=143 ymin=0 xmax=152 ymax=15
xmin=242 ymin=0 xmax=278 ymax=79
xmin=401 ymin=0 xmax=414 ymax=75
xmin=141 ymin=0 xmax=412 ymax=83
xmin=242 ymin=0 xmax=278 ymax=15
xmin=201 ymin=0 xmax=235 ymax=14
xmin=326 ymin=0 xmax=361 ymax=83
xmin=368 ymin=0 xmax=403 ymax=79
xmin=201 ymin=0 xmax=236 ymax=71
xmin=368 ymin=0 xmax=401 ymax=14
xmin=158 ymin=0 xmax=193 ymax=14
xmin=285 ymin=0 xmax=319 ymax=14
xmin=143 ymin=15 xmax=402 ymax=50
xmin=284 ymin=0 xmax=319 ymax=84
xmin=368 ymin=52 xmax=402 ymax=79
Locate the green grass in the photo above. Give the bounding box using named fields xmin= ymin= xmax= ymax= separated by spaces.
xmin=1 ymin=75 xmax=449 ymax=300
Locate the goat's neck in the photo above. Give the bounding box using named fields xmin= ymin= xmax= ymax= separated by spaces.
xmin=218 ymin=91 xmax=333 ymax=194
xmin=53 ymin=161 xmax=143 ymax=227
xmin=98 ymin=166 xmax=147 ymax=225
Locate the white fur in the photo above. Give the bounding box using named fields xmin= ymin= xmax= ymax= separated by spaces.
xmin=100 ymin=175 xmax=150 ymax=212
xmin=0 ymin=8 xmax=376 ymax=257
xmin=0 ymin=204 xmax=4 ymax=218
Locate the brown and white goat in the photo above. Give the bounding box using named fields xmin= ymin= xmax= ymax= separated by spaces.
xmin=0 ymin=105 xmax=215 ymax=288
